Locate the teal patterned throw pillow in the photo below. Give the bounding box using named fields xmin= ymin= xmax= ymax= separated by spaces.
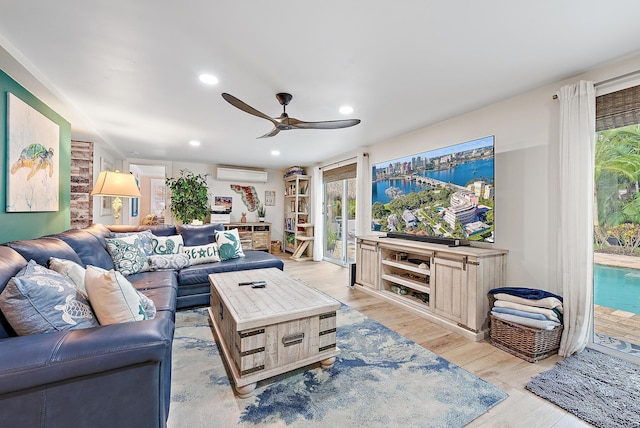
xmin=214 ymin=229 xmax=245 ymax=261
xmin=105 ymin=235 xmax=149 ymax=276
xmin=151 ymin=235 xmax=184 ymax=255
xmin=0 ymin=260 xmax=99 ymax=335
xmin=111 ymin=230 xmax=154 ymax=256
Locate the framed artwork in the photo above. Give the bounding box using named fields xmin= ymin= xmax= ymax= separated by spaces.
xmin=100 ymin=157 xmax=113 ymax=216
xmin=213 ymin=196 xmax=233 ymax=213
xmin=6 ymin=92 xmax=60 ymax=212
xmin=265 ymin=190 xmax=276 ymax=206
xmin=131 ymin=176 xmax=139 ymax=217
xmin=150 ymin=178 xmax=166 ymax=216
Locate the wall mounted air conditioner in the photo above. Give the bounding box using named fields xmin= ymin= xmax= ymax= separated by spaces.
xmin=216 ymin=167 xmax=268 ymax=183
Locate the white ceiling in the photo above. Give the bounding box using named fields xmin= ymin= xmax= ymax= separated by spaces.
xmin=1 ymin=1 xmax=640 ymax=170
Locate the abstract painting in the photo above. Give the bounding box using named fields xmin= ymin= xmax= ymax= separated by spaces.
xmin=7 ymin=93 xmax=60 ymax=212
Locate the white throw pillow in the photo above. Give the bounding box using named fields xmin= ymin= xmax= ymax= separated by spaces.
xmin=84 ymin=265 xmax=148 ymax=325
xmin=150 ymin=234 xmax=184 ymax=255
xmin=182 ymin=243 xmax=221 ymax=265
xmin=215 ymin=229 xmax=245 ymax=261
xmin=48 ymin=257 xmax=89 ymax=299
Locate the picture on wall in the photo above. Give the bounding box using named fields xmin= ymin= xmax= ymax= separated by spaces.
xmin=131 ymin=176 xmax=139 ymax=217
xmin=265 ymin=190 xmax=276 ymax=206
xmin=213 ymin=196 xmax=232 ymax=214
xmin=6 ymin=92 xmax=60 ymax=212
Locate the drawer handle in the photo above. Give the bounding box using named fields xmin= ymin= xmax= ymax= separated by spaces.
xmin=282 ymin=332 xmax=305 ymax=347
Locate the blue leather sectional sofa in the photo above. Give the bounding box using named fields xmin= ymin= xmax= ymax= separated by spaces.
xmin=0 ymin=223 xmax=284 ymax=427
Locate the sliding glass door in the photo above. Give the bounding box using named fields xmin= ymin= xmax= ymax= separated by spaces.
xmin=323 ymin=177 xmax=356 ymax=265
xmin=592 ymin=87 xmax=640 ymax=358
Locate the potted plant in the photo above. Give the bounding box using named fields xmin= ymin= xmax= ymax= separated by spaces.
xmin=326 ymin=228 xmax=338 ymax=252
xmin=257 ymin=204 xmax=266 ymax=222
xmin=165 ymin=169 xmax=210 ymax=224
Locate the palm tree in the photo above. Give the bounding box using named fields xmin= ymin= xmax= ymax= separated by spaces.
xmin=594 ymin=125 xmax=640 ymax=227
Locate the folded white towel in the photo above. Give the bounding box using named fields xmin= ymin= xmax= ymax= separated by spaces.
xmin=491 ymin=311 xmax=561 ymax=330
xmin=494 ymin=293 xmax=563 ymax=313
xmin=493 ymin=300 xmax=561 ymax=323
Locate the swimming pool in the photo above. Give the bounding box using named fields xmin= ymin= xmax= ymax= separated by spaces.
xmin=594 ymin=264 xmax=640 ymax=315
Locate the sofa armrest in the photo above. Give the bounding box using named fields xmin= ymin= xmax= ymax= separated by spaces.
xmin=0 ymin=318 xmax=174 ymax=394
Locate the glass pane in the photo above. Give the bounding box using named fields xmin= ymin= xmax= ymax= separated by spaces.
xmin=346 ymin=178 xmax=356 ymax=263
xmin=324 ymin=180 xmax=342 ymax=261
xmin=593 ymin=124 xmax=640 ymax=355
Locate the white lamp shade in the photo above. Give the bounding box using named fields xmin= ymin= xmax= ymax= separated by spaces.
xmin=91 ymin=171 xmax=142 ymax=198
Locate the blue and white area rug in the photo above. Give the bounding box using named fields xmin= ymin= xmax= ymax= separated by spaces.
xmin=168 ymin=305 xmax=507 ymax=427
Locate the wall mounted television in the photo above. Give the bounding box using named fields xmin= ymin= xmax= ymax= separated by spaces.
xmin=371 ymin=135 xmax=495 ymax=246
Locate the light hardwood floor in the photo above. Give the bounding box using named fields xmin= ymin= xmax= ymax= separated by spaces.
xmin=280 ymin=257 xmax=592 ymax=428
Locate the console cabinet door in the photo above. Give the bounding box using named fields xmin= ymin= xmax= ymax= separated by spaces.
xmin=432 ymin=256 xmax=468 ymax=324
xmin=356 ymin=241 xmax=379 ymax=289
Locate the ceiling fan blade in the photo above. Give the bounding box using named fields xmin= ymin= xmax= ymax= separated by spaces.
xmin=221 ymin=93 xmax=278 ymax=125
xmin=288 ymin=118 xmax=361 ymax=130
xmin=258 ymin=127 xmax=281 ymax=139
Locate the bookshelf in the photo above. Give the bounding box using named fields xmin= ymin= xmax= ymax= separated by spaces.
xmin=283 ymin=174 xmax=313 ymax=259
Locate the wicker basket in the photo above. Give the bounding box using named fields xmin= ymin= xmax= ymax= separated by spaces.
xmin=489 ymin=314 xmax=563 ymax=362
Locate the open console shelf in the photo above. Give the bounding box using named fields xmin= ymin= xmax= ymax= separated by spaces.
xmin=355 ymin=235 xmax=507 ymax=341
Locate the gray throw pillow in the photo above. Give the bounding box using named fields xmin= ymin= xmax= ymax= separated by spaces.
xmin=147 ymin=254 xmax=191 ymax=271
xmin=0 ymin=260 xmax=99 ymax=335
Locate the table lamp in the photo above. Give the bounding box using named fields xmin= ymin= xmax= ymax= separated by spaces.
xmin=91 ymin=170 xmax=142 ymax=225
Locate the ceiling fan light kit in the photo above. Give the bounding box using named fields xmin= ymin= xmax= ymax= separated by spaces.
xmin=221 ymin=92 xmax=361 ymax=138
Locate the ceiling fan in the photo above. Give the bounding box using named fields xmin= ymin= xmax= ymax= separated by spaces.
xmin=221 ymin=92 xmax=361 ymax=138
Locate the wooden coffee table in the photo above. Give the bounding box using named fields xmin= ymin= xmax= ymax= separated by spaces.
xmin=208 ymin=268 xmax=340 ymax=397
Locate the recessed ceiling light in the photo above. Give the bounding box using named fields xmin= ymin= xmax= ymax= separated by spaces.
xmin=198 ymin=74 xmax=218 ymax=85
xmin=339 ymin=106 xmax=354 ymax=115
xmin=271 ymin=150 xmax=280 ymax=156
xmin=189 ymin=140 xmax=201 ymax=147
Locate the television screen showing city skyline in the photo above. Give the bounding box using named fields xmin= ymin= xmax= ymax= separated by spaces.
xmin=371 ymin=135 xmax=495 ymax=243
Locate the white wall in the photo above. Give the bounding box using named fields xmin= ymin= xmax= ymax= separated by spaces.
xmin=170 ymin=162 xmax=286 ymax=244
xmin=362 ymin=54 xmax=640 ymax=295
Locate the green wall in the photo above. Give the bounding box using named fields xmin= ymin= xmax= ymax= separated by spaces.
xmin=1 ymin=69 xmax=71 ymax=243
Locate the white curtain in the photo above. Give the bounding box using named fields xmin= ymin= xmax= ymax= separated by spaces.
xmin=312 ymin=166 xmax=324 ymax=261
xmin=557 ymin=80 xmax=595 ymax=357
xmin=355 ymin=152 xmax=370 ymax=237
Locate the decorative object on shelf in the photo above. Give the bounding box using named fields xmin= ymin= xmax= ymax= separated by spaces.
xmin=230 ymin=184 xmax=260 ymax=211
xmin=240 ymin=213 xmax=247 ymax=223
xmin=284 ymin=165 xmax=306 ymax=179
xmin=7 ymin=92 xmax=60 ymax=212
xmin=221 ymin=92 xmax=360 ymax=139
xmin=257 ymin=204 xmax=266 ymax=222
xmin=91 ymin=170 xmax=142 ymax=225
xmin=165 ymin=169 xmax=210 ymax=224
